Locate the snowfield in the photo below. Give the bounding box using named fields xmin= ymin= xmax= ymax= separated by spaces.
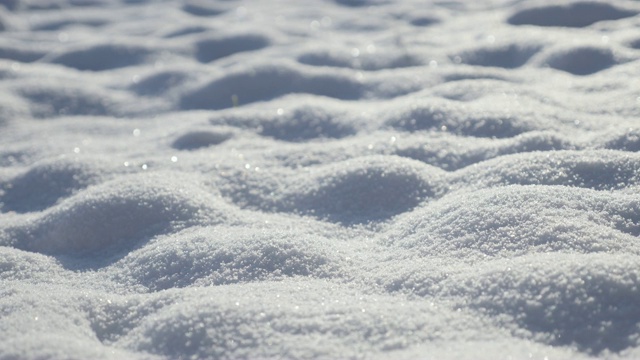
xmin=2 ymin=0 xmax=640 ymax=359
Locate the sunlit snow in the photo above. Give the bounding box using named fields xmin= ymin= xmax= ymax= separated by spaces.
xmin=1 ymin=0 xmax=640 ymax=359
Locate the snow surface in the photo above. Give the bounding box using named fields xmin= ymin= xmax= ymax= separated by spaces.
xmin=1 ymin=0 xmax=640 ymax=358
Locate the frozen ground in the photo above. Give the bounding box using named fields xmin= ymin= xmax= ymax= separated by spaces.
xmin=1 ymin=0 xmax=640 ymax=358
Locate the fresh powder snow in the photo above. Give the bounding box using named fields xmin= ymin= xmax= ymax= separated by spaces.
xmin=1 ymin=0 xmax=640 ymax=359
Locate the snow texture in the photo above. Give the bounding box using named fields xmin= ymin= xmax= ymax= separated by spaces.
xmin=1 ymin=0 xmax=640 ymax=359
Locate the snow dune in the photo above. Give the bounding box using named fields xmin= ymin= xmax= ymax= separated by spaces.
xmin=2 ymin=0 xmax=640 ymax=358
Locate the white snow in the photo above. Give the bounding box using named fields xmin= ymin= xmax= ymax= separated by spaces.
xmin=1 ymin=0 xmax=640 ymax=358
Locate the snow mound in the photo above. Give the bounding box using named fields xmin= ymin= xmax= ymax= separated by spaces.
xmin=2 ymin=173 xmax=235 ymax=256
xmin=281 ymin=155 xmax=443 ymax=224
xmin=507 ymin=2 xmax=637 ymax=28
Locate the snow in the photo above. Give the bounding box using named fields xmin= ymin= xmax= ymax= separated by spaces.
xmin=1 ymin=0 xmax=640 ymax=358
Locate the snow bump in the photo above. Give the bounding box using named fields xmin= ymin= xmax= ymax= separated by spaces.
xmin=3 ymin=173 xmax=234 ymax=257
xmin=507 ymin=2 xmax=637 ymax=28
xmin=281 ymin=156 xmax=444 ymax=225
